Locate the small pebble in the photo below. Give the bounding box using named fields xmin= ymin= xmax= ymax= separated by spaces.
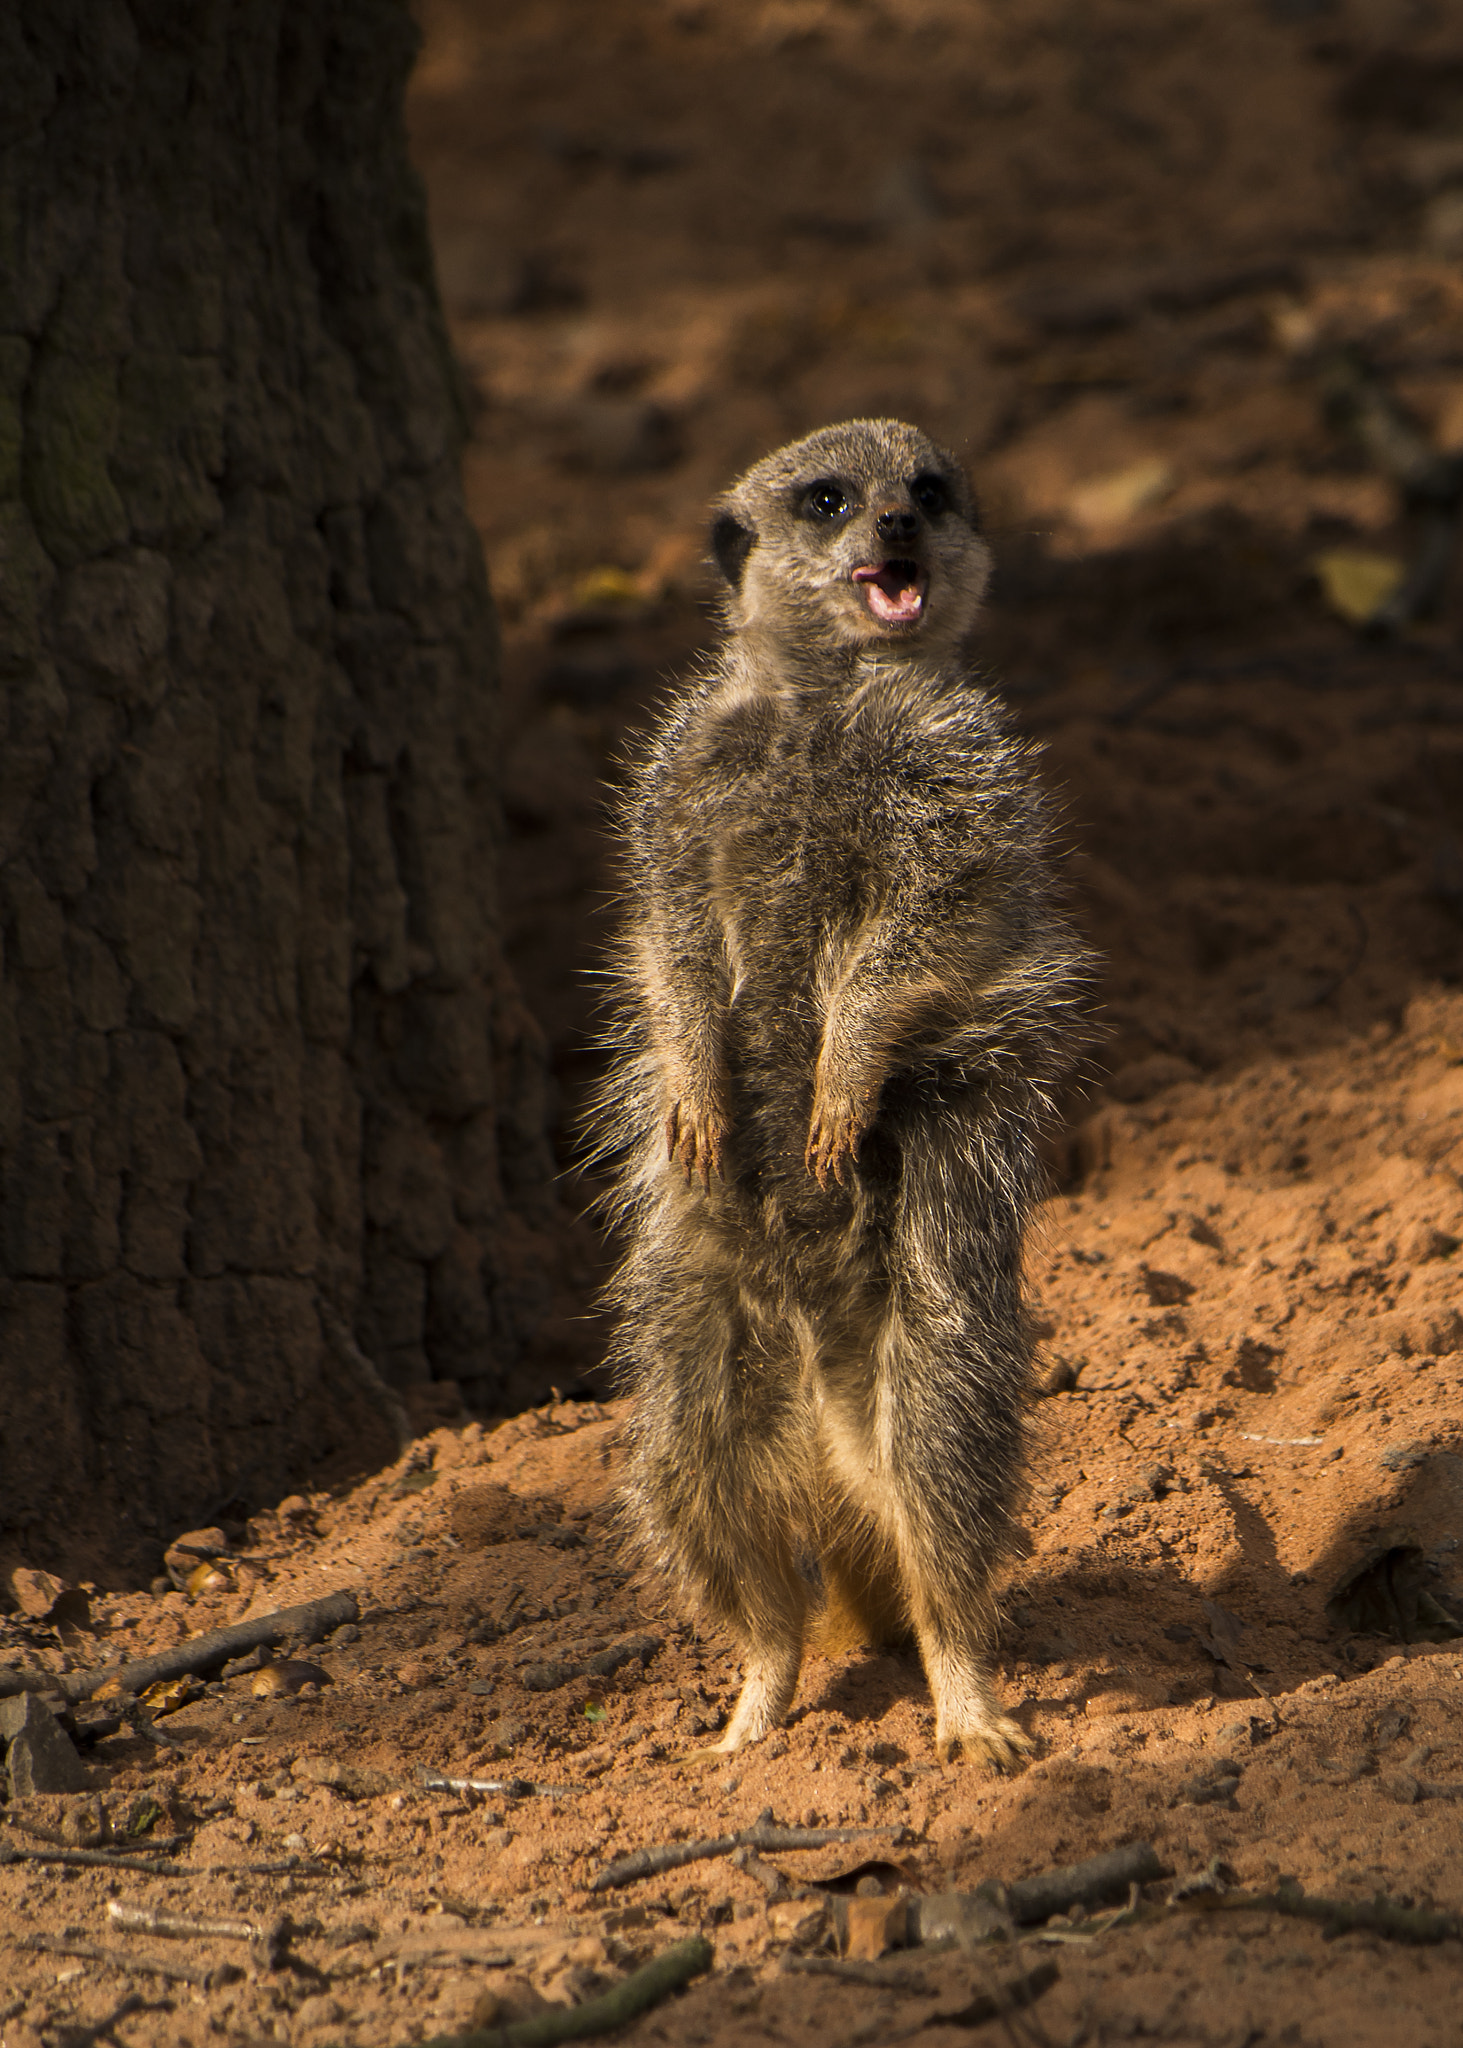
xmin=252 ymin=1661 xmax=331 ymax=1699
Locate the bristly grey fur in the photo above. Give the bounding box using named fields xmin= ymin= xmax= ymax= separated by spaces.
xmin=585 ymin=418 xmax=1095 ymax=1764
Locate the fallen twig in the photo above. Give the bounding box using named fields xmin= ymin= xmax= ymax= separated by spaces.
xmin=2 ymin=1813 xmax=186 ymax=1855
xmin=21 ymin=1934 xmax=239 ymax=1991
xmin=0 ymin=1841 xmax=333 ymax=1878
xmin=919 ymin=1843 xmax=1162 ymax=1933
xmin=1369 ymin=512 xmax=1461 ymax=635
xmin=731 ymin=1843 xmax=789 ymax=1900
xmin=110 ymin=1696 xmax=188 ymax=1750
xmin=106 ymin=1900 xmax=268 ymax=1941
xmin=0 ymin=1590 xmax=359 ymax=1703
xmin=420 ymin=1770 xmax=575 ymax=1800
xmin=1029 ymin=1885 xmax=1142 ymax=1945
xmin=590 ymin=1821 xmax=904 ymax=1894
xmin=1196 ymin=1599 xmax=1279 ymax=1726
xmin=1109 ymin=652 xmax=1311 ymax=727
xmin=2 ymin=1843 xmax=198 ymax=1877
xmin=419 ymin=1934 xmax=714 ymax=2047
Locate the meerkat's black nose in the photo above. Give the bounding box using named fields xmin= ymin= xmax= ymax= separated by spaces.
xmin=875 ymin=507 xmax=919 ymax=544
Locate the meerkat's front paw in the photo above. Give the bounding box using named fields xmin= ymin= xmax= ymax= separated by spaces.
xmin=664 ymin=1099 xmax=728 ymax=1188
xmin=804 ymin=1085 xmax=873 ymax=1190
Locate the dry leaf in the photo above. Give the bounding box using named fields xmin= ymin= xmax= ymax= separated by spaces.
xmin=1067 ymin=457 xmax=1173 ymax=529
xmin=1311 ymin=549 xmax=1405 ymax=625
xmin=142 ymin=1676 xmax=198 ymax=1716
xmin=572 ymin=565 xmax=644 ymax=609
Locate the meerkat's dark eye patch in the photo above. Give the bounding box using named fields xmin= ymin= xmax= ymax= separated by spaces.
xmin=801 ymin=479 xmax=852 ymax=523
xmin=910 ymin=472 xmax=951 ymax=517
xmin=712 ymin=513 xmax=756 ymax=589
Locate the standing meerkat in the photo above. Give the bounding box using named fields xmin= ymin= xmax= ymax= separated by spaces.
xmin=589 ymin=419 xmax=1092 ymax=1765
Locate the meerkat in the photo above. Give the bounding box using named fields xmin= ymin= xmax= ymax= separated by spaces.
xmin=588 ymin=419 xmax=1092 ymax=1765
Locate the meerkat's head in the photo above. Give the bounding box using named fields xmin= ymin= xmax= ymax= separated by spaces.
xmin=709 ymin=419 xmax=991 ymax=658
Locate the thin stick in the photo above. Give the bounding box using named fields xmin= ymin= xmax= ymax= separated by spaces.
xmin=0 ymin=1842 xmax=333 ymax=1878
xmin=590 ymin=1821 xmax=902 ymax=1894
xmin=420 ymin=1771 xmax=575 ymax=1800
xmin=418 ymin=1934 xmax=714 ymax=2047
xmin=731 ymin=1844 xmax=789 ymax=1900
xmin=2 ymin=1814 xmax=186 ymax=1855
xmin=914 ymin=1844 xmax=1163 ymax=1936
xmin=2 ymin=1843 xmax=197 ymax=1877
xmin=0 ymin=1590 xmax=360 ymax=1703
xmin=21 ymin=1934 xmax=239 ymax=1991
xmin=114 ymin=1699 xmax=188 ymax=1750
xmin=1003 ymin=1843 xmax=1161 ymax=1926
xmin=107 ymin=1901 xmax=268 ymax=1941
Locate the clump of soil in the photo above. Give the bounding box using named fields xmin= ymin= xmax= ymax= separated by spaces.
xmin=9 ymin=2 xmax=1463 ymax=2042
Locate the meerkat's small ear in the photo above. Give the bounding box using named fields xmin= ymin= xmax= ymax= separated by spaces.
xmin=711 ymin=512 xmax=755 ymax=589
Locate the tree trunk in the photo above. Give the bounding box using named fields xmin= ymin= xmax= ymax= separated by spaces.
xmin=0 ymin=0 xmax=556 ymax=1578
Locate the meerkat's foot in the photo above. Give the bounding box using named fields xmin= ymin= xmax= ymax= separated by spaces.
xmin=686 ymin=1643 xmax=801 ymax=1760
xmin=934 ymin=1708 xmax=1035 ymax=1771
xmin=923 ymin=1638 xmax=1034 ymax=1770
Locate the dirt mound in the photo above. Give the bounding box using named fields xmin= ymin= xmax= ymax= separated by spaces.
xmin=2 ymin=1386 xmax=1460 ymax=2045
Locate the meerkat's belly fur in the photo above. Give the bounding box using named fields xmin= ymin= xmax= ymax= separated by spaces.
xmin=590 ymin=419 xmax=1091 ymax=1765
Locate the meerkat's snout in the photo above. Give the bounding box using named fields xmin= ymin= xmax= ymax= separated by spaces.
xmin=851 ymin=516 xmax=927 ymax=626
xmin=850 ymin=496 xmax=935 ymax=629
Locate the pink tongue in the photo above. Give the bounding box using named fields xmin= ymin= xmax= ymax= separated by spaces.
xmin=867 ymin=579 xmax=922 ymax=623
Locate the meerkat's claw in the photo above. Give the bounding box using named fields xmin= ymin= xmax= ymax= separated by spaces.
xmin=666 ymin=1102 xmax=726 ymax=1188
xmin=804 ymin=1116 xmax=862 ymax=1189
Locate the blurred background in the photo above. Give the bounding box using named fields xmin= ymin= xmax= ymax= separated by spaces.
xmin=403 ymin=0 xmax=1463 ymax=1381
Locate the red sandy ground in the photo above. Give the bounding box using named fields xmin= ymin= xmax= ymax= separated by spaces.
xmin=7 ymin=3 xmax=1463 ymax=2043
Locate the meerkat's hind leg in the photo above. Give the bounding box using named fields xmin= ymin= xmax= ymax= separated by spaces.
xmin=686 ymin=1605 xmax=804 ymax=1760
xmin=823 ymin=1493 xmax=1029 ymax=1765
xmin=913 ymin=1608 xmax=1034 ymax=1769
xmin=680 ymin=1522 xmax=809 ymax=1759
xmin=688 ymin=1632 xmax=803 ymax=1760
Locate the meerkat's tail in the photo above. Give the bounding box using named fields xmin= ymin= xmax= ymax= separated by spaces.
xmin=807 ymin=1505 xmax=914 ymax=1657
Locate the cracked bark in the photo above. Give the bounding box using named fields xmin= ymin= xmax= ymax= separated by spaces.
xmin=0 ymin=0 xmax=556 ymax=1575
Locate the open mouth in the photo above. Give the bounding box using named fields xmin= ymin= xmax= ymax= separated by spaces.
xmin=851 ymin=559 xmax=927 ymax=627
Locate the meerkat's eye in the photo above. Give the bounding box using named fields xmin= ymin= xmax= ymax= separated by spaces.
xmin=911 ymin=473 xmax=951 ymax=516
xmin=802 ymin=480 xmax=851 ymax=522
